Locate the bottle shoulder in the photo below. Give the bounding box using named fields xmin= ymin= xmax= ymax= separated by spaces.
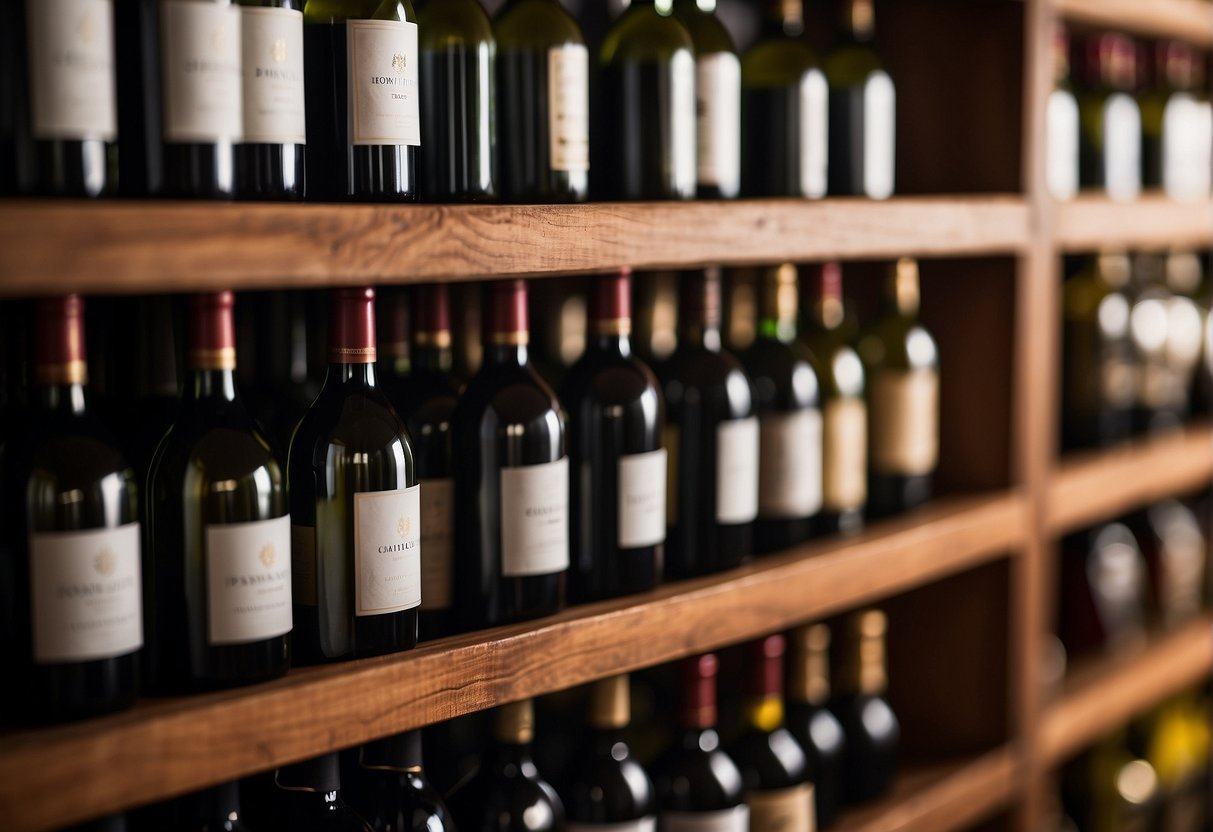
xmin=567 ymin=745 xmax=657 ymax=819
xmin=561 ymin=350 xmax=662 ymax=411
xmin=653 ymin=736 xmax=745 ymax=808
xmin=742 ymin=36 xmax=821 ymax=83
xmin=824 ymin=42 xmax=887 ymax=85
xmin=456 ymin=362 xmax=563 ymax=427
xmin=601 ymin=5 xmax=694 ymax=65
xmin=672 ymin=6 xmax=735 ymax=55
xmin=494 ymin=0 xmax=583 ymax=48
xmin=857 ymin=317 xmax=939 ymax=373
xmin=419 ymin=0 xmax=493 ymax=47
xmin=730 ymin=727 xmax=809 ymax=790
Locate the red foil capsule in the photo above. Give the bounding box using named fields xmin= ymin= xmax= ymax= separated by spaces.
xmin=747 ymin=633 xmax=786 ymax=698
xmin=330 ymin=287 xmax=377 ymax=364
xmin=35 ymin=294 xmax=87 ymax=385
xmin=413 ymin=283 xmax=452 ymax=348
xmin=189 ymin=291 xmax=237 ymax=371
xmin=681 ymin=652 xmax=719 ymax=730
xmin=486 ymin=279 xmax=530 ymax=346
xmin=591 ymin=268 xmax=633 ymax=336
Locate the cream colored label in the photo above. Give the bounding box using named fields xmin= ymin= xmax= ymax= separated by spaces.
xmin=746 ymin=784 xmax=814 ymax=832
xmin=30 ymin=523 xmax=142 ymax=663
xmin=759 ymin=409 xmax=823 ymax=519
xmin=869 ymin=369 xmax=939 ymax=476
xmin=290 ymin=523 xmax=317 ymax=606
xmin=664 ymin=425 xmax=680 ymax=526
xmin=671 ymin=48 xmax=697 ymax=195
xmin=1102 ymin=93 xmax=1140 ymax=202
xmin=798 ymin=68 xmax=828 ymax=198
xmin=823 ymin=398 xmax=867 ymax=511
xmin=161 ymin=1 xmax=243 ymax=142
xmin=206 ymin=514 xmax=292 ymax=645
xmin=716 ymin=417 xmax=760 ymax=525
xmin=240 ymin=6 xmax=305 ymax=144
xmin=661 ymin=806 xmax=750 ymax=832
xmin=348 ymin=19 xmax=420 ymax=146
xmin=1046 ymin=88 xmax=1079 ymax=200
xmin=863 ymin=71 xmax=895 ymax=199
xmin=567 ymin=820 xmax=656 ymax=832
xmin=547 ymin=44 xmax=589 ymax=172
xmin=27 ymin=0 xmax=117 ymax=141
xmin=1163 ymin=93 xmax=1213 ymax=203
xmin=500 ymin=458 xmax=569 ymax=577
xmin=419 ymin=478 xmax=454 ymax=611
xmin=618 ymin=448 xmax=667 ymax=549
xmin=696 ymin=52 xmax=740 ymax=192
xmin=354 ymin=486 xmax=422 ymax=616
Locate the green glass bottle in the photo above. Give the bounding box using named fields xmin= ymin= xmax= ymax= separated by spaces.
xmin=1141 ymin=40 xmax=1211 ymax=202
xmin=672 ymin=0 xmax=740 ymax=199
xmin=1076 ymin=33 xmax=1141 ymax=201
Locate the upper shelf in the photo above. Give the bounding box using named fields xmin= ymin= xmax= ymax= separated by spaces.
xmin=1055 ymin=194 xmax=1213 ymax=252
xmin=0 ymin=195 xmax=1030 ymax=297
xmin=1056 ymin=0 xmax=1213 ymax=47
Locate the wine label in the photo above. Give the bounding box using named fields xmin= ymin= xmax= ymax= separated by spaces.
xmin=26 ymin=0 xmax=117 ymax=141
xmin=618 ymin=448 xmax=668 ymax=549
xmin=716 ymin=417 xmax=760 ymax=525
xmin=869 ymin=369 xmax=939 ymax=476
xmin=660 ymin=806 xmax=750 ymax=832
xmin=862 ymin=71 xmax=895 ymax=199
xmin=798 ymin=68 xmax=828 ymax=198
xmin=696 ymin=52 xmax=740 ymax=192
xmin=567 ymin=819 xmax=656 ymax=832
xmin=1101 ymin=93 xmax=1141 ymax=202
xmin=759 ymin=409 xmax=823 ymax=520
xmin=347 ymin=19 xmax=420 ymax=147
xmin=547 ymin=44 xmax=590 ymax=172
xmin=206 ymin=514 xmax=292 ymax=645
xmin=1158 ymin=519 xmax=1206 ymax=626
xmin=353 ymin=486 xmax=422 ymax=616
xmin=291 ymin=523 xmax=317 ymax=606
xmin=161 ymin=1 xmax=243 ymax=143
xmin=240 ymin=5 xmax=305 ymax=145
xmin=1046 ymin=88 xmax=1079 ymax=200
xmin=29 ymin=523 xmax=142 ymax=664
xmin=500 ymin=457 xmax=570 ymax=577
xmin=1163 ymin=93 xmax=1213 ymax=203
xmin=746 ymin=784 xmax=815 ymax=832
xmin=671 ymin=48 xmax=697 ymax=196
xmin=822 ymin=398 xmax=867 ymax=511
xmin=664 ymin=424 xmax=680 ymax=526
xmin=419 ymin=478 xmax=454 ymax=611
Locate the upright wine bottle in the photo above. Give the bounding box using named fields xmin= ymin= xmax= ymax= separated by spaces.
xmin=786 ymin=624 xmax=845 ymax=830
xmin=741 ymin=0 xmax=828 ymax=198
xmin=111 ymin=296 xmax=183 ymax=478
xmin=452 ymin=280 xmax=568 ymax=632
xmin=494 ymin=0 xmax=589 ymax=202
xmin=742 ymin=264 xmax=823 ymax=554
xmin=357 ymin=731 xmax=454 ymax=832
xmin=1047 ymin=24 xmax=1080 ymax=201
xmin=1076 ymin=33 xmax=1141 ymax=201
xmin=248 ymin=290 xmax=324 ymax=456
xmin=146 ymin=292 xmax=291 ymax=693
xmin=1130 ymin=500 xmax=1206 ymax=630
xmin=672 ymin=0 xmax=740 ymax=199
xmin=658 ymin=269 xmax=758 ymax=579
xmin=0 ymin=296 xmax=141 ymax=722
xmin=304 ymin=0 xmax=421 ymax=201
xmin=419 ymin=0 xmax=496 ymax=201
xmin=832 ymin=609 xmax=899 ymax=804
xmin=174 ymin=781 xmax=253 ymax=832
xmin=238 ymin=0 xmax=307 ymax=199
xmin=1059 ymin=522 xmax=1149 ymax=658
xmin=560 ymin=271 xmax=666 ymax=604
xmin=276 ymin=753 xmax=374 ymax=832
xmin=596 ymin=0 xmax=697 ymax=200
xmin=288 ymin=287 xmax=420 ymax=663
xmin=377 ymin=287 xmax=411 ymax=396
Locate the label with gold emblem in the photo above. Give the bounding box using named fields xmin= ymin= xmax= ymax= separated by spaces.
xmin=161 ymin=0 xmax=243 ymax=143
xmin=347 ymin=18 xmax=420 ymax=147
xmin=27 ymin=0 xmax=117 ymax=141
xmin=354 ymin=485 xmax=422 ymax=615
xmin=240 ymin=5 xmax=305 ymax=145
xmin=205 ymin=514 xmax=292 ymax=645
xmin=500 ymin=458 xmax=569 ymax=577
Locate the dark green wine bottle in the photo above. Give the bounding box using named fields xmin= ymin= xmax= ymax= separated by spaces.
xmin=672 ymin=0 xmax=740 ymax=199
xmin=1076 ymin=33 xmax=1141 ymax=201
xmin=1141 ymin=40 xmax=1211 ymax=201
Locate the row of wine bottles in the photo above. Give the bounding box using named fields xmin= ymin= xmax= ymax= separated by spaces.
xmin=1047 ymin=27 xmax=1213 ymax=203
xmin=70 ymin=611 xmax=899 ymax=832
xmin=0 ymin=0 xmax=895 ymax=202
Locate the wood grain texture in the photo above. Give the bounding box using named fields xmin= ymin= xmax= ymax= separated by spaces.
xmin=0 ymin=492 xmax=1025 ymax=832
xmin=1047 ymin=422 xmax=1213 ymax=534
xmin=1057 ymin=0 xmax=1213 ymax=47
xmin=1039 ymin=614 xmax=1213 ymax=765
xmin=0 ymin=196 xmax=1031 ymax=297
xmin=1055 ymin=194 xmax=1213 ymax=252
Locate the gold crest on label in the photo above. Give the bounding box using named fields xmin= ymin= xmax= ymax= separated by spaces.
xmin=397 ymin=516 xmax=411 ymax=538
xmin=260 ymin=543 xmax=276 ymax=568
xmin=392 ymin=52 xmax=406 ymax=74
xmin=270 ymin=38 xmax=287 ymax=64
xmin=95 ymin=547 xmax=116 ymax=577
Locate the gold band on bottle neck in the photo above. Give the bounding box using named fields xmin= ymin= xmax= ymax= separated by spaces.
xmin=489 ymin=331 xmax=529 ymax=347
xmin=329 ymin=346 xmax=376 ymax=363
xmin=589 ymin=674 xmax=631 ymax=730
xmin=840 ymin=609 xmax=889 ymax=696
xmin=189 ymin=347 xmax=237 ymax=371
xmin=593 ymin=318 xmax=633 ymax=337
xmin=414 ymin=330 xmax=452 ymax=349
xmin=788 ymin=623 xmax=831 ymax=705
xmin=892 ymin=258 xmax=921 ymax=316
xmin=35 ymin=360 xmax=88 ymax=386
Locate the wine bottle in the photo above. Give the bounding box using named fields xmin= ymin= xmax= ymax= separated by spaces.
xmin=741 ymin=0 xmax=828 ymax=198
xmin=652 ymin=654 xmax=748 ymax=827
xmin=658 ymin=269 xmax=758 ymax=579
xmin=1076 ymin=33 xmax=1141 ymax=202
xmin=1046 ymin=24 xmax=1079 ymax=201
xmin=377 ymin=287 xmax=411 ymax=392
xmin=786 ymin=624 xmax=845 ymax=830
xmin=419 ymin=0 xmax=496 ymax=201
xmin=1129 ymin=501 xmax=1205 ymax=630
xmin=288 ymin=287 xmax=420 ymax=663
xmin=0 ymin=295 xmax=141 ymax=722
xmin=9 ymin=0 xmax=119 ymax=196
xmin=494 ymin=0 xmax=589 ymax=202
xmin=357 ymin=731 xmax=455 ymax=832
xmin=111 ymin=295 xmax=183 ymax=479
xmin=596 ymin=0 xmax=697 ymax=200
xmin=825 ymin=0 xmax=894 ymax=199
xmin=304 ymin=0 xmax=421 ymax=201
xmin=146 ymin=291 xmax=291 ymax=693
xmin=565 ymin=675 xmax=657 ymax=828
xmin=832 ymin=609 xmax=899 ymax=804
xmin=1059 ymin=522 xmax=1149 ymax=658
xmin=800 ymin=263 xmax=866 ymax=535
xmin=452 ymin=279 xmax=568 ymax=632
xmin=560 ymin=270 xmax=666 ymax=604
xmin=729 ymin=634 xmax=813 ymax=831
xmin=237 ymin=0 xmax=307 ymax=199
xmin=672 ymin=0 xmax=740 ymax=199
xmin=248 ymin=290 xmax=324 ymax=456
xmin=277 ymin=753 xmax=374 ymax=832
xmin=175 ymin=781 xmax=254 ymax=832
xmin=741 ymin=264 xmax=823 ymax=554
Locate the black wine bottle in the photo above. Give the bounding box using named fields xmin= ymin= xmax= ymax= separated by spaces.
xmin=357 ymin=731 xmax=454 ymax=832
xmin=276 ymin=753 xmax=373 ymax=832
xmin=832 ymin=609 xmax=899 ymax=804
xmin=786 ymin=624 xmax=845 ymax=829
xmin=1141 ymin=41 xmax=1211 ymax=202
xmin=175 ymin=781 xmax=254 ymax=832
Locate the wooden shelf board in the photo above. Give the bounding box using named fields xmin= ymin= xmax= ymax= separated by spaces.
xmin=835 ymin=748 xmax=1020 ymax=832
xmin=1057 ymin=0 xmax=1213 ymax=47
xmin=1039 ymin=614 xmax=1213 ymax=766
xmin=1055 ymin=194 xmax=1213 ymax=252
xmin=0 ymin=195 xmax=1029 ymax=297
xmin=0 ymin=491 xmax=1025 ymax=832
xmin=1047 ymin=422 xmax=1212 ymax=535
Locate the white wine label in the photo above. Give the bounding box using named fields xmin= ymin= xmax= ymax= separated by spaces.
xmin=1046 ymin=88 xmax=1079 ymax=200
xmin=567 ymin=819 xmax=656 ymax=832
xmin=618 ymin=448 xmax=667 ymax=549
xmin=661 ymin=806 xmax=750 ymax=832
xmin=696 ymin=52 xmax=741 ymax=192
xmin=823 ymin=398 xmax=867 ymax=511
xmin=206 ymin=514 xmax=292 ymax=645
xmin=290 ymin=523 xmax=317 ymax=606
xmin=240 ymin=6 xmax=305 ymax=144
xmin=161 ymin=1 xmax=243 ymax=143
xmin=716 ymin=417 xmax=760 ymax=525
xmin=759 ymin=409 xmax=823 ymax=519
xmin=354 ymin=486 xmax=422 ymax=616
xmin=1163 ymin=93 xmax=1213 ymax=203
xmin=869 ymin=369 xmax=939 ymax=476
xmin=500 ymin=457 xmax=570 ymax=577
xmin=862 ymin=71 xmax=895 ymax=199
xmin=798 ymin=68 xmax=828 ymax=198
xmin=547 ymin=44 xmax=589 ymax=172
xmin=27 ymin=0 xmax=117 ymax=141
xmin=419 ymin=478 xmax=454 ymax=611
xmin=746 ymin=784 xmax=815 ymax=832
xmin=29 ymin=523 xmax=142 ymax=663
xmin=1102 ymin=93 xmax=1141 ymax=202
xmin=670 ymin=48 xmax=697 ymax=196
xmin=664 ymin=425 xmax=680 ymax=526
xmin=347 ymin=19 xmax=420 ymax=146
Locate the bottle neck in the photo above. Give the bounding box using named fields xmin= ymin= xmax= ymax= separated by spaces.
xmin=765 ymin=0 xmax=804 ymax=36
xmin=35 ymin=383 xmax=87 ymax=416
xmin=744 ymin=693 xmax=785 ymax=733
xmin=788 ymin=631 xmax=831 ymax=706
xmin=411 ymin=341 xmax=454 ymax=374
xmin=35 ymin=296 xmax=90 ymax=416
xmin=840 ymin=613 xmax=889 ymax=697
xmin=484 ymin=281 xmax=531 ymax=368
xmin=187 ymin=368 xmax=238 ymax=403
xmin=327 ymin=361 xmax=378 ymax=387
xmin=888 ymin=259 xmax=921 ymax=318
xmin=759 ymin=265 xmax=799 ymax=343
xmin=841 ymin=0 xmax=874 ymax=42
